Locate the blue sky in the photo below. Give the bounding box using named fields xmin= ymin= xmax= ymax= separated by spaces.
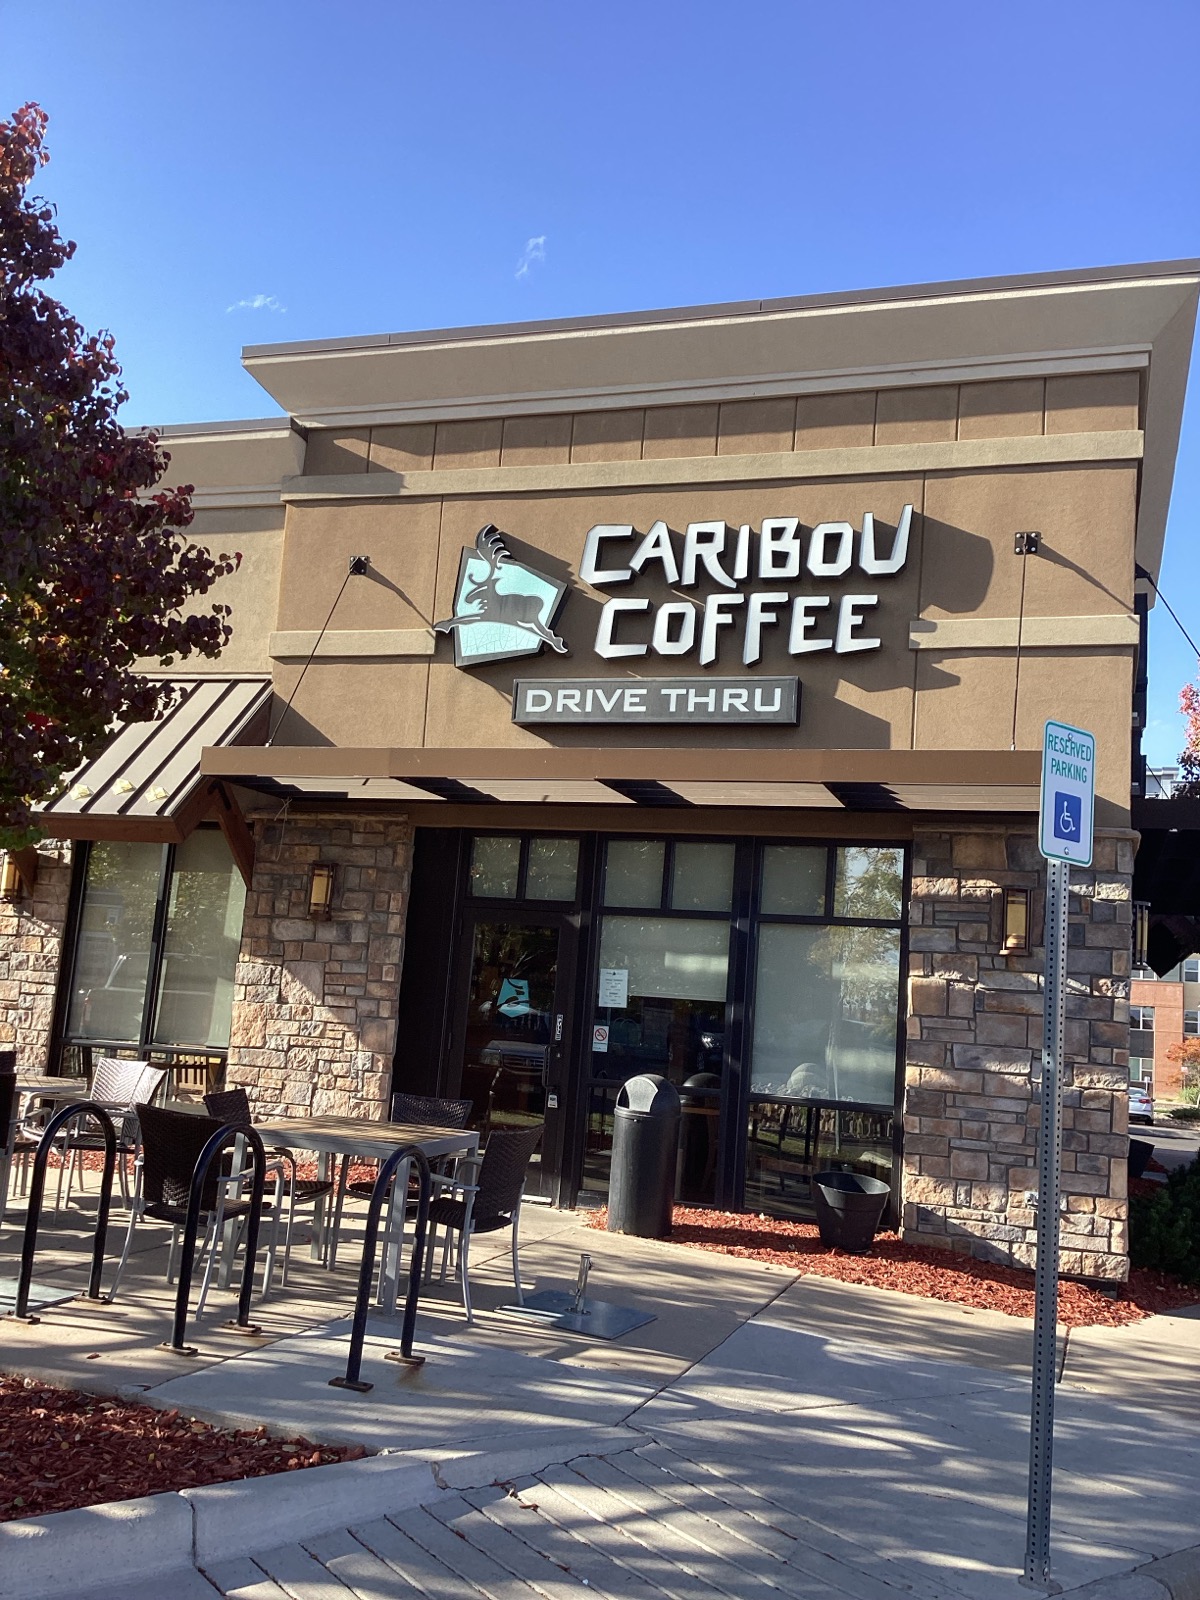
xmin=3 ymin=0 xmax=1198 ymax=766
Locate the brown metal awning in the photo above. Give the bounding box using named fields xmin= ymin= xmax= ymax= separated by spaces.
xmin=199 ymin=743 xmax=1042 ymax=814
xmin=42 ymin=677 xmax=272 ymax=843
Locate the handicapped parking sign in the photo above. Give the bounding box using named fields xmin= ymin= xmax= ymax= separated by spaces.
xmin=1040 ymin=721 xmax=1095 ymax=865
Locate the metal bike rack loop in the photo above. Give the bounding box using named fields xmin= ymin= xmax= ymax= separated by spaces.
xmin=11 ymin=1102 xmax=116 ymax=1321
xmin=164 ymin=1124 xmax=267 ymax=1356
xmin=330 ymin=1144 xmax=432 ymax=1393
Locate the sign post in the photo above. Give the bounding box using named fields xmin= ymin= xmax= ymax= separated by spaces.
xmin=1025 ymin=721 xmax=1095 ymax=1586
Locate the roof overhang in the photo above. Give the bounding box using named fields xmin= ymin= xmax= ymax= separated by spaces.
xmin=41 ymin=677 xmax=272 ymax=843
xmin=241 ymin=260 xmax=1200 ymax=587
xmin=199 ymin=744 xmax=1042 ymax=816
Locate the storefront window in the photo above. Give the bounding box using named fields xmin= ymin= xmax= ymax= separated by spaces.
xmin=469 ymin=836 xmax=521 ymax=898
xmin=604 ymin=839 xmax=666 ymax=907
xmin=525 ymin=837 xmax=579 ymax=902
xmin=670 ymin=842 xmax=735 ymax=913
xmin=761 ymin=845 xmax=826 ymax=916
xmin=586 ymin=909 xmax=730 ymax=1204
xmin=751 ymin=922 xmax=901 ymax=1105
xmin=833 ymin=846 xmax=904 ymax=920
xmin=64 ymin=829 xmax=246 ymax=1056
xmin=152 ymin=829 xmax=247 ymax=1049
xmin=744 ymin=1103 xmax=894 ymax=1215
xmin=66 ymin=841 xmax=162 ymax=1042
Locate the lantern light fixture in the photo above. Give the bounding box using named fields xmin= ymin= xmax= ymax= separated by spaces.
xmin=0 ymin=855 xmax=20 ymax=902
xmin=308 ymin=863 xmax=335 ymax=921
xmin=1133 ymin=901 xmax=1151 ymax=970
xmin=1002 ymin=887 xmax=1030 ymax=956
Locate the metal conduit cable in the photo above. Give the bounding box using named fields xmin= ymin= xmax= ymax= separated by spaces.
xmin=266 ymin=554 xmax=370 ymax=746
xmin=1135 ymin=562 xmax=1200 ymax=660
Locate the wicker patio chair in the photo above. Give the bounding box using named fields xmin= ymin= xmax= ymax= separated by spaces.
xmin=57 ymin=1057 xmax=167 ymax=1210
xmin=425 ymin=1122 xmax=544 ymax=1322
xmin=326 ymin=1093 xmax=473 ymax=1271
xmin=204 ymin=1088 xmax=333 ymax=1285
xmin=110 ymin=1103 xmax=280 ymax=1310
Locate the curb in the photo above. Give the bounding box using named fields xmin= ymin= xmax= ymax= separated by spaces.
xmin=1068 ymin=1546 xmax=1200 ymax=1599
xmin=0 ymin=1424 xmax=639 ymax=1600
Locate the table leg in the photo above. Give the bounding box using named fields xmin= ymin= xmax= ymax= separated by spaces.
xmin=377 ymin=1156 xmax=411 ymax=1308
xmin=312 ymin=1151 xmax=332 ymax=1262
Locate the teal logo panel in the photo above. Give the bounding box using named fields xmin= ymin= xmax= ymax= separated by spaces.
xmin=434 ymin=525 xmax=569 ymax=667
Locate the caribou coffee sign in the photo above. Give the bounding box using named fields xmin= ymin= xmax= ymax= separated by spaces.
xmin=438 ymin=508 xmax=912 ymax=724
xmin=580 ymin=506 xmax=911 ymax=664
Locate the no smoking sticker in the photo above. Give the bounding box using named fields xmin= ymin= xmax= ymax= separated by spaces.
xmin=592 ymin=1024 xmax=609 ymax=1053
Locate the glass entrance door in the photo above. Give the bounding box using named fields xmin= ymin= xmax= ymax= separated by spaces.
xmin=451 ymin=914 xmax=569 ymax=1200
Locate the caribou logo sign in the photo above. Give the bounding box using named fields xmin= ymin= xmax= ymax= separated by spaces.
xmin=434 ymin=525 xmax=569 ymax=667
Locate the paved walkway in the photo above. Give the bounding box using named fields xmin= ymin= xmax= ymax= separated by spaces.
xmin=11 ymin=1197 xmax=1200 ymax=1597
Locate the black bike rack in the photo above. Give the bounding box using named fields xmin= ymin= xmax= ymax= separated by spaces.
xmin=163 ymin=1124 xmax=267 ymax=1356
xmin=330 ymin=1144 xmax=432 ymax=1393
xmin=11 ymin=1102 xmax=116 ymax=1321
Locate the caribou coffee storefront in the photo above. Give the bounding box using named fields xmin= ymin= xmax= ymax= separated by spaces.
xmin=5 ymin=262 xmax=1198 ymax=1280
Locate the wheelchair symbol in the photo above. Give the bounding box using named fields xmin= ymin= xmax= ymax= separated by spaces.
xmin=1052 ymin=791 xmax=1082 ymax=843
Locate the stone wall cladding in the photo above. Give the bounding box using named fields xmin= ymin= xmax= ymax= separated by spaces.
xmin=0 ymin=841 xmax=72 ymax=1072
xmin=903 ymin=825 xmax=1131 ymax=1281
xmin=225 ymin=814 xmax=412 ymax=1120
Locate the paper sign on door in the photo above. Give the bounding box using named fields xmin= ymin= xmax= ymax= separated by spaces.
xmin=598 ymin=967 xmax=629 ymax=1008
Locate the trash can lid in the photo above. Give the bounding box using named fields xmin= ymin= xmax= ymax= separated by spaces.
xmin=615 ymin=1074 xmax=681 ymax=1116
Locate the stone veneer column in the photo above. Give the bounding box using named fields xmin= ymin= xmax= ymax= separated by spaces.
xmin=0 ymin=841 xmax=72 ymax=1071
xmin=902 ymin=825 xmax=1131 ymax=1280
xmin=225 ymin=814 xmax=413 ymax=1119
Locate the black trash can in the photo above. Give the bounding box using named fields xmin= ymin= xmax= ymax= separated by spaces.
xmin=608 ymin=1074 xmax=681 ymax=1238
xmin=677 ymin=1071 xmax=721 ymax=1202
xmin=812 ymin=1170 xmax=891 ymax=1254
xmin=1128 ymin=1137 xmax=1154 ymax=1180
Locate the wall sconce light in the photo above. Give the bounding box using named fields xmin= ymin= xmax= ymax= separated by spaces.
xmin=1003 ymin=887 xmax=1030 ymax=956
xmin=0 ymin=855 xmax=20 ymax=902
xmin=308 ymin=863 xmax=335 ymax=921
xmin=1133 ymin=900 xmax=1151 ymax=969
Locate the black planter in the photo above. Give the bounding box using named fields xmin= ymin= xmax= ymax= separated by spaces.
xmin=812 ymin=1170 xmax=891 ymax=1254
xmin=1128 ymin=1138 xmax=1154 ymax=1180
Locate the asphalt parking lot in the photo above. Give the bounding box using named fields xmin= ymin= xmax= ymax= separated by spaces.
xmin=1143 ymin=1115 xmax=1200 ymax=1171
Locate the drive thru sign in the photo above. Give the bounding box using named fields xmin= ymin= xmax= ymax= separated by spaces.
xmin=1039 ymin=720 xmax=1095 ymax=866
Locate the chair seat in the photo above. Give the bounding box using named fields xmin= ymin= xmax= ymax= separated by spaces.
xmin=293 ymin=1178 xmax=334 ymax=1202
xmin=144 ymin=1198 xmax=255 ymax=1227
xmin=428 ymin=1196 xmax=512 ymax=1235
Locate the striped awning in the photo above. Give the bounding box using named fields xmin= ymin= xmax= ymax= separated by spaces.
xmin=41 ymin=676 xmax=271 ymax=840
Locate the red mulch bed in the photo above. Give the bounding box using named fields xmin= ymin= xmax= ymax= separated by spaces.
xmin=586 ymin=1206 xmax=1200 ymax=1328
xmin=0 ymin=1373 xmax=363 ymax=1522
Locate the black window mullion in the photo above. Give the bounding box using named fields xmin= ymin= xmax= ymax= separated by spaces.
xmin=660 ymin=840 xmax=673 ymax=910
xmin=139 ymin=843 xmax=175 ymax=1057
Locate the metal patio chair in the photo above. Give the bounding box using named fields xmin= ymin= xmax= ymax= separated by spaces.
xmin=110 ymin=1103 xmax=280 ymax=1310
xmin=425 ymin=1122 xmax=544 ymax=1322
xmin=326 ymin=1093 xmax=473 ymax=1271
xmin=204 ymin=1088 xmax=333 ymax=1285
xmin=57 ymin=1057 xmax=167 ymax=1210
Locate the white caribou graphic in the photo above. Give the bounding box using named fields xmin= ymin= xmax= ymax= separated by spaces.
xmin=435 ymin=525 xmax=568 ymax=654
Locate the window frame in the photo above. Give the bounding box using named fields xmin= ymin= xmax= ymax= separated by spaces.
xmin=463 ymin=831 xmax=584 ymax=909
xmin=52 ymin=826 xmax=245 ymax=1077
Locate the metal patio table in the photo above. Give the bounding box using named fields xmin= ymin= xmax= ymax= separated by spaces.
xmin=253 ymin=1115 xmax=479 ymax=1305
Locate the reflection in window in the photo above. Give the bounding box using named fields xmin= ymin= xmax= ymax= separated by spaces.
xmin=604 ymin=840 xmax=665 ymax=908
xmin=525 ymin=837 xmax=579 ymax=902
xmin=66 ymin=842 xmax=162 ymax=1042
xmin=671 ymin=842 xmax=735 ymax=913
xmin=751 ymin=922 xmax=901 ymax=1106
xmin=833 ymin=847 xmax=904 ymax=920
xmin=744 ymin=1100 xmax=894 ymax=1219
xmin=761 ymin=845 xmax=826 ymax=916
xmin=152 ymin=829 xmax=247 ymax=1049
xmin=469 ymin=836 xmax=521 ymax=899
xmin=586 ymin=914 xmax=730 ymax=1202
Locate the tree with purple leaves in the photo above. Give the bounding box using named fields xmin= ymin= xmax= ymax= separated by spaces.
xmin=0 ymin=103 xmax=239 ymax=846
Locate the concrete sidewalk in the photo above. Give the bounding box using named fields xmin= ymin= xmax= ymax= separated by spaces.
xmin=8 ymin=1198 xmax=1200 ymax=1597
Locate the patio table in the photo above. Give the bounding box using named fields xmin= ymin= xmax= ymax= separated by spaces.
xmin=253 ymin=1115 xmax=479 ymax=1304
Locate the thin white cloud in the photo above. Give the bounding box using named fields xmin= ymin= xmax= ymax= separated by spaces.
xmin=226 ymin=293 xmax=286 ymax=314
xmin=515 ymin=236 xmax=546 ymax=280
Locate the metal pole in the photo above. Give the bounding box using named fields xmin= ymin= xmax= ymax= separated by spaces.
xmin=1025 ymin=856 xmax=1069 ymax=1586
xmin=14 ymin=1103 xmax=115 ymax=1320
